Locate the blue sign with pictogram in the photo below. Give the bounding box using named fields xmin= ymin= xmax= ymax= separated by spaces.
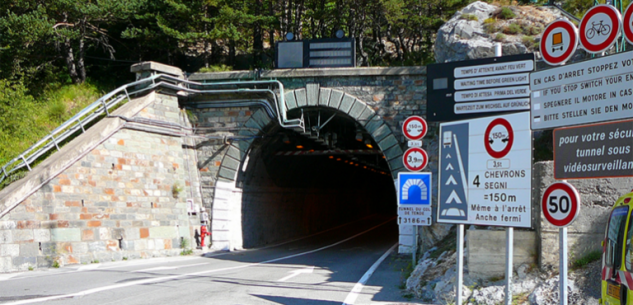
xmin=398 ymin=172 xmax=432 ymax=226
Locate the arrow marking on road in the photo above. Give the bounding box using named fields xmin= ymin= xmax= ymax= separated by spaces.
xmin=446 ymin=190 xmax=462 ymax=204
xmin=445 ymin=175 xmax=457 ymax=186
xmin=278 ymin=266 xmax=314 ymax=282
xmin=445 ymin=163 xmax=454 ymax=171
xmin=445 ymin=153 xmax=452 ymax=159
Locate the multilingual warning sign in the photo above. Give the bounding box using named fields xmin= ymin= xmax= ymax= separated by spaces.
xmin=438 ymin=112 xmax=532 ymax=227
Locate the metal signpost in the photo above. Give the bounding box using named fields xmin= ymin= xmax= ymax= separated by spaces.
xmin=541 ymin=182 xmax=581 ymax=305
xmin=530 ymin=50 xmax=633 ymax=130
xmin=427 ymin=54 xmax=534 ymax=122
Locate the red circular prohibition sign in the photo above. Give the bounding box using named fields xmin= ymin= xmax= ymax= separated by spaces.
xmin=484 ymin=118 xmax=513 ymax=159
xmin=624 ymin=2 xmax=633 ymax=44
xmin=579 ymin=5 xmax=622 ymax=53
xmin=402 ymin=116 xmax=428 ymax=141
xmin=541 ymin=20 xmax=578 ymax=65
xmin=403 ymin=147 xmax=428 ymax=172
xmin=541 ymin=182 xmax=580 ymax=227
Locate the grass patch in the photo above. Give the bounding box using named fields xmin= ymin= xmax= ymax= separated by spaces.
xmin=513 ymin=291 xmax=529 ymax=304
xmin=503 ymin=23 xmax=522 ymax=35
xmin=572 ymin=250 xmax=602 ymax=270
xmin=494 ymin=33 xmax=507 ymax=42
xmin=460 ymin=13 xmax=478 ymax=21
xmin=198 ymin=64 xmax=233 ymax=73
xmin=180 ymin=249 xmax=194 ymax=256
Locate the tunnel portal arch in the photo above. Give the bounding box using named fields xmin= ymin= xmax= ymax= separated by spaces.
xmin=211 ymin=85 xmax=405 ymax=251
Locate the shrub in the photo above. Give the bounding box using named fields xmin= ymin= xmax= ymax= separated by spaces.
xmin=483 ymin=17 xmax=496 ymax=24
xmin=494 ymin=33 xmax=507 ymax=42
xmin=572 ymin=250 xmax=602 ymax=269
xmin=496 ymin=7 xmax=516 ymax=19
xmin=503 ymin=23 xmax=522 ymax=35
xmin=198 ymin=64 xmax=233 ymax=73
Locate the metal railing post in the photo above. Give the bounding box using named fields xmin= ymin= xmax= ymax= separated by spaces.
xmin=20 ymin=156 xmax=31 ymax=171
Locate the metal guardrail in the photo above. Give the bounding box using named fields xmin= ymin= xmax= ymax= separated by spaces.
xmin=0 ymin=74 xmax=303 ymax=187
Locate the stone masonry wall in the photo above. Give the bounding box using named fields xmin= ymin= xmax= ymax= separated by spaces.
xmin=0 ymin=94 xmax=201 ymax=272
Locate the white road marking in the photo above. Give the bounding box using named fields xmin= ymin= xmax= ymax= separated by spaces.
xmin=3 ymin=217 xmax=395 ymax=305
xmin=76 ymin=264 xmax=101 ymax=271
xmin=133 ymin=263 xmax=209 ymax=273
xmin=342 ymin=243 xmax=398 ymax=305
xmin=0 ymin=273 xmax=23 ymax=281
xmin=277 ymin=266 xmax=314 ymax=282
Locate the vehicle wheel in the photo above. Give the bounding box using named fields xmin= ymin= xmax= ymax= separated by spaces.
xmin=621 ymin=286 xmax=628 ymax=305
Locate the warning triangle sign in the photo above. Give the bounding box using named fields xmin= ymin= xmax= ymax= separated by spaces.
xmin=446 ymin=190 xmax=462 ymax=204
xmin=445 ymin=163 xmax=454 ymax=171
xmin=445 ymin=175 xmax=458 ymax=185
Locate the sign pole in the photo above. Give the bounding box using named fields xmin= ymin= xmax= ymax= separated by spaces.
xmin=456 ymin=224 xmax=464 ymax=305
xmin=559 ymin=226 xmax=568 ymax=305
xmin=413 ymin=226 xmax=418 ymax=266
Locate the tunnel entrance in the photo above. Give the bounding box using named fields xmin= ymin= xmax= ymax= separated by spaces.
xmin=237 ymin=107 xmax=397 ymax=248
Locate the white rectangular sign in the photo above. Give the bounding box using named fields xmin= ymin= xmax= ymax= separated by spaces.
xmin=530 ymin=51 xmax=633 ymax=130
xmin=454 ymin=60 xmax=534 ymax=79
xmin=437 ymin=112 xmax=532 ymax=228
xmin=454 ymin=98 xmax=530 ymax=114
xmin=454 ymin=72 xmax=530 ymax=90
xmin=455 ymin=85 xmax=530 ymax=102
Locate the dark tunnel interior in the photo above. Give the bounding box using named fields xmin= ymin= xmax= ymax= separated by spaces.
xmin=237 ymin=108 xmax=397 ymax=248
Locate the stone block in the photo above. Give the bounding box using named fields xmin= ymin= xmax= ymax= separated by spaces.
xmin=388 ymin=158 xmax=404 ymax=172
xmin=221 ymin=156 xmax=240 ymax=172
xmin=252 ymin=109 xmax=272 ymax=128
xmin=364 ymin=116 xmax=383 ymax=133
xmin=399 ymin=225 xmax=414 ymax=235
xmin=20 ymin=243 xmax=39 ymax=257
xmin=13 ymin=257 xmax=36 ymax=270
xmin=226 ymin=145 xmax=245 ymax=162
xmin=33 ymin=229 xmax=50 ymax=242
xmin=149 ymin=226 xmax=178 ymax=239
xmin=12 ymin=230 xmax=34 ymax=242
xmin=329 ymin=90 xmax=344 ymax=109
xmin=383 ymin=145 xmax=403 ymax=161
xmin=218 ymin=167 xmax=237 ymax=181
xmin=244 ymin=118 xmax=264 ymax=131
xmin=371 ymin=124 xmax=391 ymax=143
xmin=88 ymin=241 xmax=106 ymax=252
xmin=0 ymin=244 xmax=19 ymax=256
xmin=295 ymin=89 xmax=307 ymax=107
xmin=51 ymin=228 xmax=81 ymax=242
xmin=467 ymin=229 xmax=537 ymax=279
xmin=0 ymin=231 xmax=13 ymax=243
xmin=348 ymin=100 xmax=367 ymax=119
xmin=356 ymin=107 xmax=375 ymax=125
xmin=284 ymin=91 xmax=297 ymax=110
xmin=319 ymin=89 xmax=331 ymax=106
xmin=399 ymin=234 xmax=413 ymax=246
xmin=71 ymin=242 xmax=89 ymax=254
xmin=339 ymin=95 xmax=355 ymax=113
xmin=378 ymin=134 xmax=398 ymax=151
xmin=306 ymin=83 xmax=319 ymax=106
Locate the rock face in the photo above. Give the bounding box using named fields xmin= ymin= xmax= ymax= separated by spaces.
xmin=434 ymin=1 xmax=561 ymax=63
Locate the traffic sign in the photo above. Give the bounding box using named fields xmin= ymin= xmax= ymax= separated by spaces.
xmin=484 ymin=118 xmax=514 ymax=159
xmin=403 ymin=147 xmax=428 ymax=171
xmin=530 ymin=50 xmax=633 ymax=130
xmin=402 ymin=116 xmax=427 ymax=140
xmin=438 ymin=112 xmax=531 ymax=227
xmin=540 ymin=19 xmax=579 ymax=66
xmin=554 ymin=119 xmax=633 ymax=179
xmin=541 ymin=182 xmax=581 ymax=227
xmin=427 ymin=53 xmax=534 ymax=122
xmin=579 ymin=5 xmax=622 ymax=54
xmin=624 ymin=2 xmax=633 ymax=44
xmin=397 ymin=172 xmax=432 ymax=226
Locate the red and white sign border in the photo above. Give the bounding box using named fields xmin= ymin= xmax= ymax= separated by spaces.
xmin=402 ymin=116 xmax=428 ymax=141
xmin=541 ymin=19 xmax=579 ymax=66
xmin=541 ymin=182 xmax=581 ymax=227
xmin=403 ymin=147 xmax=428 ymax=172
xmin=484 ymin=118 xmax=514 ymax=159
xmin=579 ymin=4 xmax=622 ymax=54
xmin=624 ymin=2 xmax=633 ymax=44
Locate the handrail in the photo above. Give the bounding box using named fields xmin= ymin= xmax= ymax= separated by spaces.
xmin=0 ymin=74 xmax=304 ymax=187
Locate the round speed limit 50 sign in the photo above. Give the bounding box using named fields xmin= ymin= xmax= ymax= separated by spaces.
xmin=542 ymin=182 xmax=581 ymax=227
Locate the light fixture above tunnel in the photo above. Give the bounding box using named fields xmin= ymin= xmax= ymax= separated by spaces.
xmin=283 ymin=134 xmax=291 ymax=144
xmin=355 ymin=132 xmax=363 ymax=142
xmin=364 ymin=139 xmax=373 ymax=149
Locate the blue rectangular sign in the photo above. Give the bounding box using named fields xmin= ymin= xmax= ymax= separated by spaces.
xmin=398 ymin=172 xmax=432 ymax=205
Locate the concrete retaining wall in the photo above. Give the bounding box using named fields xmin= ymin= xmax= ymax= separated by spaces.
xmin=467 ymin=228 xmax=537 ymax=279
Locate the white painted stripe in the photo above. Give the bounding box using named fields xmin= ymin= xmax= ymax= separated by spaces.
xmin=133 ymin=262 xmax=208 ymax=273
xmin=342 ymin=243 xmax=397 ymax=305
xmin=4 ymin=217 xmax=395 ymax=305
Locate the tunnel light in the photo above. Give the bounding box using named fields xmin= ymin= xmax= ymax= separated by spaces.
xmin=344 ymin=160 xmax=349 ymax=163
xmin=349 ymin=162 xmax=354 ymax=165
xmin=329 ymin=156 xmax=334 ymax=159
xmin=363 ymin=166 xmax=367 ymax=169
xmin=336 ymin=158 xmax=341 ymax=161
xmin=283 ymin=134 xmax=291 ymax=144
xmin=364 ymin=139 xmax=373 ymax=149
xmin=296 ymin=145 xmax=304 ymax=149
xmin=355 ymin=164 xmax=359 ymax=166
xmin=355 ymin=132 xmax=363 ymax=142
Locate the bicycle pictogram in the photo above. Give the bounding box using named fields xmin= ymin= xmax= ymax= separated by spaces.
xmin=586 ymin=20 xmax=611 ymax=39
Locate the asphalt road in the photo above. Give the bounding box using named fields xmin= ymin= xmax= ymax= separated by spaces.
xmin=0 ymin=215 xmax=423 ymax=305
